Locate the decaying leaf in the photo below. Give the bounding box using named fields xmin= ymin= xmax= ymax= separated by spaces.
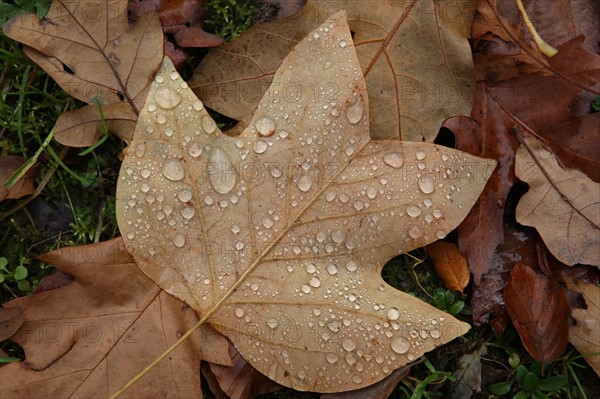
xmin=2 ymin=0 xmax=163 ymax=146
xmin=444 ymin=85 xmax=516 ymax=284
xmin=505 ymin=262 xmax=570 ymax=363
xmin=449 ymin=345 xmax=485 ymax=399
xmin=515 ymin=133 xmax=600 ymax=267
xmin=190 ymin=0 xmax=476 ymax=141
xmin=426 ymin=241 xmax=470 ymax=294
xmin=0 ymin=155 xmax=38 ymax=201
xmin=566 ymin=277 xmax=600 ymax=376
xmin=0 ymin=238 xmax=231 ymax=398
xmin=116 ymin=12 xmax=494 ymax=392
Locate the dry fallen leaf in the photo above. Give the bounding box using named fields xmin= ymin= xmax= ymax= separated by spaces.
xmin=566 ymin=277 xmax=600 ymax=377
xmin=190 ymin=0 xmax=476 ymax=141
xmin=0 ymin=155 xmax=38 ymax=201
xmin=515 ymin=132 xmax=600 ymax=267
xmin=505 ymin=262 xmax=570 ymax=363
xmin=2 ymin=0 xmax=163 ymax=146
xmin=116 ymin=12 xmax=494 ymax=392
xmin=426 ymin=241 xmax=470 ymax=294
xmin=0 ymin=238 xmax=231 ymax=398
xmin=449 ymin=345 xmax=485 ymax=399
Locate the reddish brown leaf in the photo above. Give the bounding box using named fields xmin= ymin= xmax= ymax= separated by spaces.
xmin=505 ymin=262 xmax=570 ymax=363
xmin=426 ymin=241 xmax=470 ymax=294
xmin=0 ymin=155 xmax=38 ymax=201
xmin=445 ymin=84 xmax=516 ymax=284
xmin=0 ymin=238 xmax=231 ymax=398
xmin=0 ymin=307 xmax=22 ymax=341
xmin=31 ymin=270 xmax=74 ymax=294
xmin=470 ymin=224 xmax=538 ymax=326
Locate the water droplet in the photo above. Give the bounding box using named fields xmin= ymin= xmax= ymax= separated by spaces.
xmin=180 ymin=207 xmax=195 ymax=219
xmin=419 ymin=176 xmax=435 ymax=194
xmin=409 ymin=225 xmax=422 ymax=238
xmin=126 ymin=231 xmax=135 ymax=240
xmin=188 ymin=143 xmax=203 ymax=157
xmin=309 ymin=276 xmax=321 ymax=288
xmin=384 ymin=152 xmax=404 ymax=169
xmin=254 ymin=139 xmax=268 ymax=154
xmin=192 ymin=100 xmax=204 ymax=111
xmin=305 ymin=263 xmax=317 ymax=274
xmin=235 ymin=308 xmax=244 ymax=318
xmin=352 ymin=375 xmax=363 ymax=384
xmin=162 ymin=159 xmax=185 ymax=181
xmin=339 ymin=193 xmax=349 ymax=203
xmin=313 ymin=308 xmax=322 ymax=316
xmin=332 ymin=229 xmax=346 ymax=243
xmin=134 ymin=143 xmax=145 ymax=158
xmin=209 ymin=148 xmax=237 ymax=194
xmin=298 ymin=175 xmax=313 ymax=192
xmin=266 ymin=318 xmax=278 ymax=329
xmin=326 ymin=353 xmax=339 ymax=363
xmin=345 ymin=97 xmax=364 ymax=124
xmin=154 ymin=86 xmax=182 ymax=109
xmin=406 ymin=205 xmax=422 ymax=218
xmin=327 ymin=321 xmax=341 ymax=332
xmin=177 ymin=188 xmax=192 ymax=202
xmin=430 ymin=329 xmax=441 ymax=339
xmin=316 ymin=231 xmax=327 ymax=243
xmin=353 ymin=201 xmax=364 ymax=211
xmin=173 ymin=234 xmax=185 ymax=247
xmin=325 ymin=191 xmax=336 ymax=202
xmin=435 ymin=230 xmax=446 ymax=239
xmin=201 ymin=115 xmax=217 ymax=134
xmin=231 ymin=224 xmax=241 ymax=234
xmin=148 ymin=103 xmax=157 ymax=112
xmin=346 ymin=260 xmax=358 ymax=272
xmin=301 ymin=284 xmax=311 ymax=294
xmin=236 ymin=241 xmax=245 ymax=250
xmin=141 ymin=169 xmax=151 ymax=178
xmin=342 ymin=339 xmax=356 ymax=352
xmin=262 ymin=217 xmax=274 ymax=229
xmin=391 ymin=337 xmax=410 ymax=354
xmin=156 ymin=114 xmax=167 ymax=124
xmin=164 ymin=128 xmax=174 ymax=137
xmin=339 ymin=39 xmax=348 ymax=48
xmin=433 ymin=209 xmax=442 ymax=218
xmin=155 ymin=75 xmax=164 ymax=83
xmin=367 ymin=187 xmax=378 ymax=199
xmin=255 ymin=116 xmax=276 ymax=137
xmin=387 ymin=307 xmax=400 ymax=321
xmin=326 ymin=264 xmax=339 ymax=275
xmin=279 ymin=129 xmax=289 ymax=139
xmin=441 ymin=153 xmax=449 ymax=161
xmin=204 ymin=195 xmax=214 ymax=205
xmin=312 ymin=31 xmax=320 ymax=39
xmin=416 ymin=150 xmax=426 ymax=160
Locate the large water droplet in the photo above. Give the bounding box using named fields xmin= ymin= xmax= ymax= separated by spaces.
xmin=262 ymin=217 xmax=274 ymax=229
xmin=204 ymin=195 xmax=214 ymax=205
xmin=326 ymin=353 xmax=339 ymax=363
xmin=332 ymin=229 xmax=346 ymax=243
xmin=254 ymin=139 xmax=268 ymax=154
xmin=387 ymin=307 xmax=400 ymax=321
xmin=409 ymin=225 xmax=422 ymax=238
xmin=383 ymin=152 xmax=404 ymax=168
xmin=173 ymin=234 xmax=186 ymax=247
xmin=416 ymin=150 xmax=426 ymax=160
xmin=391 ymin=337 xmax=410 ymax=354
xmin=180 ymin=207 xmax=195 ymax=219
xmin=188 ymin=143 xmax=203 ymax=158
xmin=342 ymin=339 xmax=356 ymax=352
xmin=209 ymin=148 xmax=237 ymax=194
xmin=201 ymin=115 xmax=217 ymax=134
xmin=433 ymin=209 xmax=442 ymax=218
xmin=430 ymin=329 xmax=441 ymax=339
xmin=154 ymin=86 xmax=182 ymax=109
xmin=309 ymin=276 xmax=321 ymax=288
xmin=346 ymin=260 xmax=358 ymax=272
xmin=192 ymin=100 xmax=204 ymax=111
xmin=367 ymin=187 xmax=378 ymax=199
xmin=419 ymin=176 xmax=435 ymax=194
xmin=177 ymin=188 xmax=192 ymax=202
xmin=235 ymin=308 xmax=244 ymax=318
xmin=345 ymin=97 xmax=364 ymax=124
xmin=326 ymin=264 xmax=339 ymax=275
xmin=162 ymin=159 xmax=185 ymax=181
xmin=255 ymin=116 xmax=276 ymax=137
xmin=231 ymin=224 xmax=241 ymax=234
xmin=406 ymin=204 xmax=422 ymax=218
xmin=298 ymin=175 xmax=313 ymax=192
xmin=266 ymin=318 xmax=279 ymax=329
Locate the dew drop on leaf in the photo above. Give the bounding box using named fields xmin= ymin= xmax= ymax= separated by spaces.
xmin=386 ymin=307 xmax=400 ymax=321
xmin=297 ymin=174 xmax=313 ymax=192
xmin=154 ymin=86 xmax=182 ymax=109
xmin=383 ymin=152 xmax=404 ymax=168
xmin=406 ymin=204 xmax=422 ymax=218
xmin=391 ymin=337 xmax=410 ymax=354
xmin=172 ymin=234 xmax=185 ymax=248
xmin=342 ymin=339 xmax=356 ymax=352
xmin=255 ymin=116 xmax=276 ymax=137
xmin=254 ymin=139 xmax=268 ymax=154
xmin=208 ymin=148 xmax=236 ymax=194
xmin=162 ymin=159 xmax=185 ymax=181
xmin=418 ymin=176 xmax=435 ymax=194
xmin=345 ymin=97 xmax=364 ymax=124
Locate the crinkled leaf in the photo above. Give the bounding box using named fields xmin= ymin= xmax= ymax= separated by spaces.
xmin=515 ymin=133 xmax=600 ymax=267
xmin=0 ymin=238 xmax=231 ymax=398
xmin=505 ymin=262 xmax=570 ymax=363
xmin=190 ymin=0 xmax=475 ymax=141
xmin=566 ymin=277 xmax=600 ymax=376
xmin=2 ymin=0 xmax=163 ymax=146
xmin=0 ymin=155 xmax=38 ymax=201
xmin=117 ymin=12 xmax=494 ymax=392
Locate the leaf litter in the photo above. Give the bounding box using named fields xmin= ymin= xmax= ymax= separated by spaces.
xmin=116 ymin=11 xmax=495 ymax=393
